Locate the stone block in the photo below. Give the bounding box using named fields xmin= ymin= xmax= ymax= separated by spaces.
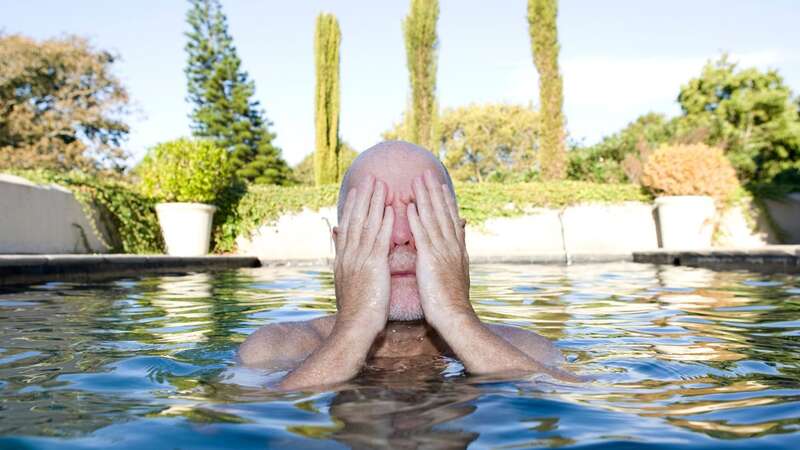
xmin=465 ymin=209 xmax=564 ymax=258
xmin=0 ymin=174 xmax=110 ymax=254
xmin=561 ymin=202 xmax=658 ymax=254
xmin=236 ymin=207 xmax=336 ymax=261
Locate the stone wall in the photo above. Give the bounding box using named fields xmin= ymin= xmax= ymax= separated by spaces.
xmin=0 ymin=174 xmax=109 ymax=254
xmin=238 ymin=201 xmax=780 ymax=262
xmin=237 ymin=202 xmax=672 ymax=261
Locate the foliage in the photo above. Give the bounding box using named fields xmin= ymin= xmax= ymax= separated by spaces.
xmin=567 ymin=111 xmax=724 ymax=184
xmin=438 ymin=103 xmax=539 ymax=182
xmin=527 ymin=0 xmax=566 ymax=180
xmin=13 ymin=170 xmax=163 ymax=254
xmin=294 ymin=143 xmax=358 ymax=186
xmin=0 ymin=33 xmax=130 ymax=172
xmin=137 ymin=138 xmax=233 ymax=204
xmin=677 ymin=55 xmax=800 ymax=185
xmin=567 ymin=146 xmax=627 ymax=184
xmin=314 ymin=13 xmax=342 ymax=185
xmin=185 ymin=0 xmax=291 ymax=185
xmin=403 ymin=0 xmax=439 ymax=151
xmin=641 ymin=143 xmax=740 ymax=204
xmin=456 ymin=181 xmax=649 ymax=225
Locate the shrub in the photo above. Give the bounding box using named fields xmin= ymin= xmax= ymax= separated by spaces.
xmin=567 ymin=147 xmax=627 ymax=183
xmin=640 ymin=143 xmax=739 ymax=204
xmin=138 ymin=138 xmax=233 ymax=204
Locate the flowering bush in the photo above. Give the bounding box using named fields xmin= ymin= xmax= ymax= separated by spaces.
xmin=641 ymin=143 xmax=739 ymax=204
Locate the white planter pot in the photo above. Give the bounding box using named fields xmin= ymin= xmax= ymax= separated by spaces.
xmin=155 ymin=202 xmax=217 ymax=256
xmin=655 ymin=195 xmax=715 ymax=249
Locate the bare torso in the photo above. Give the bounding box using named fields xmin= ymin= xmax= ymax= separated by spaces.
xmin=238 ymin=315 xmax=566 ymax=374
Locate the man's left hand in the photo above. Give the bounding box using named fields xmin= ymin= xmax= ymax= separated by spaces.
xmin=407 ymin=169 xmax=473 ymax=331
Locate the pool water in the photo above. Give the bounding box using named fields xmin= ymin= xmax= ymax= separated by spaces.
xmin=0 ymin=263 xmax=799 ymax=449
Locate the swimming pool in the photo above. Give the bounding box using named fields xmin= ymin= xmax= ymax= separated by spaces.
xmin=0 ymin=262 xmax=798 ymax=449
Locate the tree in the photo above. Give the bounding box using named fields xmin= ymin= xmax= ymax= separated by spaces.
xmin=567 ymin=113 xmax=678 ymax=183
xmin=403 ymin=0 xmax=439 ymax=151
xmin=438 ymin=104 xmax=539 ymax=182
xmin=185 ymin=0 xmax=290 ymax=184
xmin=314 ymin=13 xmax=342 ymax=185
xmin=527 ymin=0 xmax=567 ymax=180
xmin=678 ymin=56 xmax=800 ymax=184
xmin=293 ymin=142 xmax=358 ymax=186
xmin=0 ymin=34 xmax=129 ymax=172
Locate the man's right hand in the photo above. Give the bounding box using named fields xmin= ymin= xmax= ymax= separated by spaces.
xmin=279 ymin=175 xmax=393 ymax=391
xmin=333 ymin=174 xmax=394 ymax=338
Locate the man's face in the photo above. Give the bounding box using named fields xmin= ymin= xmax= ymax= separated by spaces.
xmin=338 ymin=152 xmax=448 ymax=321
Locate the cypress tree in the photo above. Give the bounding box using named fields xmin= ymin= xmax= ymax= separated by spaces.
xmin=185 ymin=0 xmax=290 ymax=184
xmin=314 ymin=13 xmax=341 ymax=185
xmin=403 ymin=0 xmax=439 ymax=151
xmin=528 ymin=0 xmax=567 ymax=180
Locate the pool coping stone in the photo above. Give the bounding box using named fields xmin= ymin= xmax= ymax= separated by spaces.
xmin=633 ymin=246 xmax=800 ymax=273
xmin=0 ymin=254 xmax=261 ymax=286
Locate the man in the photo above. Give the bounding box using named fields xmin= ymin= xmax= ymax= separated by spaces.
xmin=238 ymin=141 xmax=575 ymax=390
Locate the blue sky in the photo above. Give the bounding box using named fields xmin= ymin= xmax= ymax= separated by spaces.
xmin=3 ymin=1 xmax=799 ymax=166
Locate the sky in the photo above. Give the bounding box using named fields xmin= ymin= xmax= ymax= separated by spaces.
xmin=3 ymin=1 xmax=799 ymax=166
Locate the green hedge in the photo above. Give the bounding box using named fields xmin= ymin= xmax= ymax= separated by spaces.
xmin=455 ymin=181 xmax=650 ymax=225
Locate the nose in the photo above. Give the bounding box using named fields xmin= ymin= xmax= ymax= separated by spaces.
xmin=391 ymin=201 xmax=414 ymax=248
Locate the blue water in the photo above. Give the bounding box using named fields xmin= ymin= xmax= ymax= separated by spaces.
xmin=0 ymin=263 xmax=798 ymax=449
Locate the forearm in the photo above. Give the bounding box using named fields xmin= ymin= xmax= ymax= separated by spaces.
xmin=279 ymin=324 xmax=375 ymax=391
xmin=435 ymin=314 xmax=549 ymax=375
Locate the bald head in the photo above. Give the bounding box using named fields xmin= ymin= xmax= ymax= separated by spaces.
xmin=337 ymin=140 xmax=455 ymax=220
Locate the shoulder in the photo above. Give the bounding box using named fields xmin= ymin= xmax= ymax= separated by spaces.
xmin=486 ymin=323 xmax=565 ymax=367
xmin=238 ymin=315 xmax=336 ymax=368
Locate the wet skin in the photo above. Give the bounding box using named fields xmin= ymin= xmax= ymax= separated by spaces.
xmin=238 ymin=142 xmax=577 ymax=390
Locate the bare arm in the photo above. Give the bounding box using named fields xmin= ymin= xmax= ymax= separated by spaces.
xmin=487 ymin=323 xmax=566 ymax=367
xmin=278 ymin=319 xmax=378 ymax=390
xmin=408 ymin=170 xmax=578 ymax=381
xmin=279 ymin=175 xmax=394 ymax=391
xmin=238 ymin=319 xmax=326 ymax=370
xmin=436 ymin=316 xmax=579 ymax=381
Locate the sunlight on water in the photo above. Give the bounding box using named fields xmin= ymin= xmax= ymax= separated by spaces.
xmin=0 ymin=263 xmax=798 ymax=449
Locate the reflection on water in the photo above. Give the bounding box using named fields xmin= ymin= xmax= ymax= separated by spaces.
xmin=0 ymin=263 xmax=798 ymax=448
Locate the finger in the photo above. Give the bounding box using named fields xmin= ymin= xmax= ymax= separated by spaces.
xmin=373 ymin=205 xmax=394 ymax=257
xmin=406 ymin=202 xmax=431 ymax=250
xmin=337 ymin=187 xmax=358 ymax=253
xmin=360 ymin=180 xmax=386 ymax=254
xmin=345 ymin=174 xmax=375 ymax=251
xmin=424 ymin=169 xmax=455 ymax=240
xmin=412 ymin=175 xmax=445 ymax=244
xmin=441 ymin=183 xmax=464 ymax=242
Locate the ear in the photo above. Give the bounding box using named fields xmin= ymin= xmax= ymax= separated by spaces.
xmin=460 ymin=218 xmax=466 ymax=229
xmin=332 ymin=226 xmax=339 ymax=246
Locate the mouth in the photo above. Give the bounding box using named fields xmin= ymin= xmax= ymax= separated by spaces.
xmin=390 ymin=271 xmax=415 ymax=278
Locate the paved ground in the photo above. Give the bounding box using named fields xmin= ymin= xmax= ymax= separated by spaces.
xmin=0 ymin=254 xmax=261 ymax=286
xmin=633 ymin=246 xmax=800 ymax=273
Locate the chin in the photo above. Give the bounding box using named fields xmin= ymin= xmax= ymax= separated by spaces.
xmin=388 ymin=275 xmax=424 ymax=321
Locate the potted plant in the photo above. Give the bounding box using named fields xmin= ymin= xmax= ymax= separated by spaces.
xmin=641 ymin=143 xmax=739 ymax=249
xmin=138 ymin=138 xmax=233 ymax=256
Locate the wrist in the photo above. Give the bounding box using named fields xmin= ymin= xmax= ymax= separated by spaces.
xmin=428 ymin=306 xmax=480 ymax=337
xmin=332 ymin=313 xmax=383 ymax=346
